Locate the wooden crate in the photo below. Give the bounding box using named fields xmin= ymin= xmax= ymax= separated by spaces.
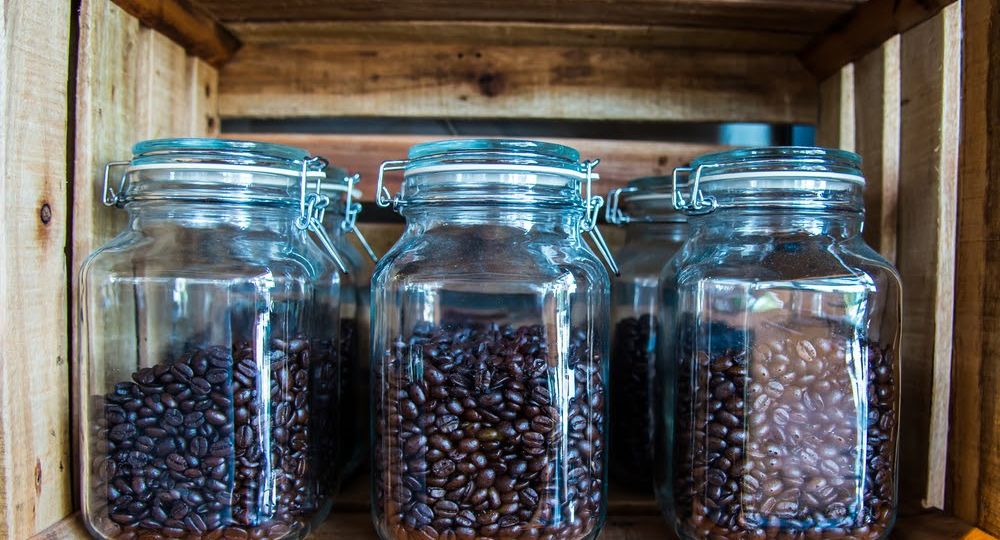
xmin=1 ymin=0 xmax=996 ymax=537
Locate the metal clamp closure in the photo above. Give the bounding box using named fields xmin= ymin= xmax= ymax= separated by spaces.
xmin=340 ymin=173 xmax=379 ymax=262
xmin=578 ymin=159 xmax=619 ymax=276
xmin=290 ymin=156 xmax=350 ymax=274
xmin=376 ymin=160 xmax=408 ymax=208
xmin=672 ymin=165 xmax=718 ymax=215
xmin=102 ymin=161 xmax=131 ymax=207
xmin=605 ymin=186 xmax=638 ymax=225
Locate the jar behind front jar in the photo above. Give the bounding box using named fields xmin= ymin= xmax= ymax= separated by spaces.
xmin=658 ymin=147 xmax=902 ymax=539
xmin=371 ymin=140 xmax=616 ymax=540
xmin=605 ymin=176 xmax=688 ymax=492
xmin=78 ymin=139 xmax=350 ymax=539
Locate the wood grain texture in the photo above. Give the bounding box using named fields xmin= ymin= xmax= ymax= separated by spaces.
xmin=800 ymin=0 xmax=955 ymax=79
xmin=29 ymin=507 xmax=1000 ymax=539
xmin=895 ymin=4 xmax=961 ymax=512
xmin=950 ymin=0 xmax=993 ymax=528
xmin=218 ymin=43 xmax=817 ymax=123
xmin=73 ymin=3 xmax=221 ymax=533
xmin=228 ymin=133 xmax=725 ymax=203
xmin=227 ymin=20 xmax=811 ymax=54
xmin=816 ymin=64 xmax=856 ymax=151
xmin=192 ymin=0 xmax=862 ymax=33
xmin=854 ymin=36 xmax=901 ymax=263
xmin=0 ymin=0 xmax=73 ymax=536
xmin=111 ymin=0 xmax=239 ymax=66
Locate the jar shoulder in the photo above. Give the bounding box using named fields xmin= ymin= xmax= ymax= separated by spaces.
xmin=82 ymin=230 xmax=328 ymax=284
xmin=669 ymin=234 xmax=901 ymax=291
xmin=373 ymin=228 xmax=609 ymax=290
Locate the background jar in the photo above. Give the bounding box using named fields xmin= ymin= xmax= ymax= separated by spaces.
xmin=657 ymin=147 xmax=902 ymax=539
xmin=78 ymin=139 xmax=348 ymax=539
xmin=319 ymin=171 xmax=379 ymax=480
xmin=605 ymin=176 xmax=688 ymax=492
xmin=370 ymin=139 xmax=615 ymax=540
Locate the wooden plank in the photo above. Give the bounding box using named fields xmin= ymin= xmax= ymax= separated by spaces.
xmin=230 ymin=133 xmax=726 ymax=203
xmin=189 ymin=56 xmax=220 ymax=135
xmin=228 ymin=21 xmax=811 ymax=54
xmin=136 ymin=28 xmax=192 ymax=139
xmin=31 ymin=509 xmax=1000 ymax=540
xmin=219 ymin=44 xmax=816 ymax=123
xmin=894 ymin=511 xmax=999 ymax=540
xmin=854 ymin=36 xmax=901 ymax=263
xmin=193 ymin=0 xmax=862 ymax=34
xmin=950 ymin=0 xmax=993 ymax=528
xmin=73 ymin=3 xmax=221 ymax=536
xmin=895 ymin=4 xmax=961 ymax=513
xmin=0 ymin=0 xmax=73 ymax=536
xmin=816 ymin=63 xmax=855 ymax=150
xmin=800 ymin=0 xmax=955 ymax=79
xmin=111 ymin=0 xmax=239 ymax=66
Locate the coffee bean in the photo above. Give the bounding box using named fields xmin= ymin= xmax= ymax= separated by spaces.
xmin=93 ymin=329 xmax=342 ymax=537
xmin=670 ymin=316 xmax=898 ymax=538
xmin=374 ymin=323 xmax=604 ymax=539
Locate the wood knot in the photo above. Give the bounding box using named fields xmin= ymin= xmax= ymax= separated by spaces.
xmin=39 ymin=203 xmax=51 ymax=225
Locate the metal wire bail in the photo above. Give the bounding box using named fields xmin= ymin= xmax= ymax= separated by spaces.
xmin=341 ymin=172 xmax=379 ymax=262
xmin=294 ymin=156 xmax=350 ymax=274
xmin=376 ymin=160 xmax=408 ymax=208
xmin=605 ymin=186 xmax=638 ymax=225
xmin=576 ymin=159 xmax=620 ymax=276
xmin=102 ymin=161 xmax=131 ymax=207
xmin=672 ymin=165 xmax=718 ymax=215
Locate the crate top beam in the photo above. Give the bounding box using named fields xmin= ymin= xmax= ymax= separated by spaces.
xmin=108 ymin=0 xmax=957 ymax=123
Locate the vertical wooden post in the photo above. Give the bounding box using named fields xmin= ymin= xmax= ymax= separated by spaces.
xmin=817 ymin=64 xmax=856 ymax=151
xmin=854 ymin=36 xmax=901 ymax=263
xmin=0 ymin=0 xmax=74 ymax=536
xmin=897 ymin=2 xmax=961 ymax=512
xmin=951 ymin=0 xmax=1000 ymax=534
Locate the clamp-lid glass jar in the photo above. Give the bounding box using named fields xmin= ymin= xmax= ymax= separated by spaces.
xmin=657 ymin=147 xmax=901 ymax=539
xmin=605 ymin=177 xmax=688 ymax=491
xmin=371 ymin=139 xmax=615 ymax=540
xmin=319 ymin=171 xmax=379 ymax=480
xmin=78 ymin=138 xmax=349 ymax=539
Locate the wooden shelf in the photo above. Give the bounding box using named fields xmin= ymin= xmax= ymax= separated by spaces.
xmin=30 ymin=473 xmax=999 ymax=539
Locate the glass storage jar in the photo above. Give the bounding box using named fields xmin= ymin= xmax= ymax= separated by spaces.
xmin=79 ymin=138 xmax=350 ymax=540
xmin=656 ymin=147 xmax=901 ymax=540
xmin=319 ymin=172 xmax=379 ymax=480
xmin=605 ymin=176 xmax=688 ymax=491
xmin=371 ymin=139 xmax=616 ymax=540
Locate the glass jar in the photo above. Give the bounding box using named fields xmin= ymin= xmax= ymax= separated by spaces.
xmin=605 ymin=177 xmax=688 ymax=491
xmin=79 ymin=138 xmax=349 ymax=539
xmin=371 ymin=139 xmax=615 ymax=540
xmin=657 ymin=147 xmax=901 ymax=539
xmin=319 ymin=171 xmax=379 ymax=480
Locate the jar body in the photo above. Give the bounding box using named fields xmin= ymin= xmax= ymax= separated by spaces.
xmin=79 ymin=201 xmax=341 ymax=539
xmin=371 ymin=207 xmax=610 ymax=540
xmin=610 ymin=222 xmax=686 ymax=490
xmin=658 ymin=210 xmax=901 ymax=539
xmin=323 ymin=216 xmax=370 ymax=481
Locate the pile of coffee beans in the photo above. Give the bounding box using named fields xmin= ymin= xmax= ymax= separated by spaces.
xmin=92 ymin=335 xmax=337 ymax=539
xmin=610 ymin=314 xmax=656 ymax=489
xmin=373 ymin=323 xmax=606 ymax=540
xmin=671 ymin=318 xmax=898 ymax=539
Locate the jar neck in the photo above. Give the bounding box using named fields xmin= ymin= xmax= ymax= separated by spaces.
xmin=691 ymin=208 xmax=864 ymax=239
xmin=624 ymin=221 xmax=688 ymax=243
xmin=125 ymin=200 xmax=303 ymax=234
xmin=402 ymin=205 xmax=584 ymax=238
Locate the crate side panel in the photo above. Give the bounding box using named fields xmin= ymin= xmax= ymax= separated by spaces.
xmin=0 ymin=0 xmax=73 ymax=535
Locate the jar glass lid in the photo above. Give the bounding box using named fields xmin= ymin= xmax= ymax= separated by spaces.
xmin=606 ymin=175 xmax=686 ymax=225
xmin=674 ymin=146 xmax=866 ymax=214
xmin=402 ymin=138 xmax=592 ymax=180
xmin=112 ymin=138 xmax=331 ymax=205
